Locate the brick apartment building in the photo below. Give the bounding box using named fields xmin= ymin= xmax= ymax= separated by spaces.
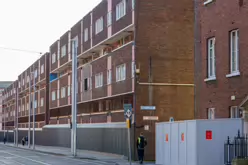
xmin=2 ymin=81 xmax=18 ymax=130
xmin=2 ymin=0 xmax=195 ymax=160
xmin=49 ymin=0 xmax=195 ymax=159
xmin=2 ymin=53 xmax=50 ymax=130
xmin=195 ymin=0 xmax=248 ymax=119
xmin=0 ymin=81 xmax=13 ymax=130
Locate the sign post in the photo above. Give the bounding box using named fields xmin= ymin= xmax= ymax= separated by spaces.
xmin=124 ymin=104 xmax=132 ymax=165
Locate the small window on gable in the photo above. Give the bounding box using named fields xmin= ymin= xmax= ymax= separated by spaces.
xmin=204 ymin=0 xmax=214 ymax=5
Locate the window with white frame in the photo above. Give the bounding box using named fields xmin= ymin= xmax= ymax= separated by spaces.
xmin=207 ymin=37 xmax=216 ymax=78
xmin=116 ymin=64 xmax=126 ymax=81
xmin=230 ymin=29 xmax=239 ymax=73
xmin=230 ymin=106 xmax=241 ymax=118
xmin=95 ymin=17 xmax=103 ymax=35
xmin=26 ymin=102 xmax=29 ymax=110
xmin=116 ymin=0 xmax=126 ymax=21
xmin=95 ymin=73 xmax=103 ymax=88
xmin=40 ymin=64 xmax=44 ymax=74
xmin=68 ymin=86 xmax=71 ymax=96
xmin=207 ymin=108 xmax=215 ymax=119
xmin=84 ymin=28 xmax=88 ymax=42
xmin=40 ymin=98 xmax=44 ymax=107
xmin=107 ymin=11 xmax=112 ymax=26
xmin=132 ymin=61 xmax=135 ymax=78
xmin=22 ymin=104 xmax=25 ymax=111
xmin=61 ymin=87 xmax=66 ymax=98
xmin=22 ymin=78 xmax=25 ymax=86
xmin=52 ymin=53 xmax=56 ymax=64
xmin=52 ymin=91 xmax=56 ymax=101
xmin=34 ymin=69 xmax=38 ymax=78
xmin=61 ymin=45 xmax=66 ymax=57
xmin=107 ymin=70 xmax=112 ymax=85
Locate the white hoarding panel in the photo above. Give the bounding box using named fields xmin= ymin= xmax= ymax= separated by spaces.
xmin=156 ymin=118 xmax=243 ymax=165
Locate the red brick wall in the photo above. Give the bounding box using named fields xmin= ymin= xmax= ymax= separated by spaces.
xmin=135 ymin=0 xmax=195 ymax=160
xmin=196 ymin=0 xmax=248 ymax=118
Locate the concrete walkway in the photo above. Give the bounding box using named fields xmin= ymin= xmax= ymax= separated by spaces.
xmin=2 ymin=142 xmax=156 ymax=165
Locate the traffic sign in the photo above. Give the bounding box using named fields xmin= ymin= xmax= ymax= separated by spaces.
xmin=124 ymin=104 xmax=132 ymax=119
xmin=169 ymin=117 xmax=174 ymax=122
xmin=140 ymin=106 xmax=156 ymax=110
xmin=143 ymin=116 xmax=159 ymax=120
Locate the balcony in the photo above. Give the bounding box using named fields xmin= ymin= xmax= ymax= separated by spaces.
xmin=50 ymin=59 xmax=72 ymax=74
xmin=78 ymin=24 xmax=134 ymax=60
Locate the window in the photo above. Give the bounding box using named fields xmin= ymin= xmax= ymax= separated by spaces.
xmin=61 ymin=87 xmax=66 ymax=98
xmin=26 ymin=102 xmax=29 ymax=110
xmin=22 ymin=104 xmax=25 ymax=111
xmin=27 ymin=75 xmax=29 ymax=82
xmin=204 ymin=0 xmax=213 ymax=5
xmin=132 ymin=0 xmax=135 ymax=9
xmin=84 ymin=28 xmax=88 ymax=42
xmin=68 ymin=86 xmax=71 ymax=96
xmin=72 ymin=37 xmax=78 ymax=56
xmin=40 ymin=64 xmax=44 ymax=74
xmin=230 ymin=106 xmax=242 ymax=118
xmin=84 ymin=78 xmax=91 ymax=91
xmin=107 ymin=11 xmax=112 ymax=26
xmin=52 ymin=91 xmax=56 ymax=101
xmin=57 ymin=89 xmax=60 ymax=99
xmin=116 ymin=64 xmax=126 ymax=81
xmin=40 ymin=98 xmax=44 ymax=107
xmin=230 ymin=30 xmax=239 ymax=74
xmin=107 ymin=70 xmax=112 ymax=85
xmin=61 ymin=45 xmax=66 ymax=57
xmin=34 ymin=69 xmax=38 ymax=78
xmin=116 ymin=0 xmax=126 ymax=21
xmin=95 ymin=73 xmax=103 ymax=88
xmin=207 ymin=38 xmax=216 ymax=79
xmin=132 ymin=62 xmax=135 ymax=78
xmin=34 ymin=100 xmax=37 ymax=109
xmin=22 ymin=78 xmax=25 ymax=86
xmin=52 ymin=53 xmax=56 ymax=64
xmin=95 ymin=17 xmax=103 ymax=35
xmin=207 ymin=108 xmax=215 ymax=119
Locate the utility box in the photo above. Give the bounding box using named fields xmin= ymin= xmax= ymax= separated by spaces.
xmin=156 ymin=119 xmax=243 ymax=165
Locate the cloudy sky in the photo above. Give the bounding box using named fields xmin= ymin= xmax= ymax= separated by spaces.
xmin=0 ymin=0 xmax=101 ymax=81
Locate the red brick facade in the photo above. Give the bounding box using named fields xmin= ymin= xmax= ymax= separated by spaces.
xmin=2 ymin=0 xmax=195 ymax=161
xmin=196 ymin=0 xmax=248 ymax=119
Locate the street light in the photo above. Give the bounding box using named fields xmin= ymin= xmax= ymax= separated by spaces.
xmin=71 ymin=38 xmax=78 ymax=157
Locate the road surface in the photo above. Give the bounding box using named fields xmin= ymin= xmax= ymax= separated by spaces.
xmin=0 ymin=145 xmax=118 ymax=165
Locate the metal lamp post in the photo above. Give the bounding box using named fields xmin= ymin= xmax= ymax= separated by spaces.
xmin=71 ymin=39 xmax=78 ymax=157
xmin=28 ymin=73 xmax=32 ymax=148
xmin=16 ymin=87 xmax=19 ymax=146
xmin=32 ymin=71 xmax=36 ymax=150
xmin=3 ymin=103 xmax=5 ymax=140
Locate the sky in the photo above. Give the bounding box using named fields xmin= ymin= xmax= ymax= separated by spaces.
xmin=0 ymin=0 xmax=101 ymax=81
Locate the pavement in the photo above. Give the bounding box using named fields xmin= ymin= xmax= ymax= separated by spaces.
xmin=0 ymin=142 xmax=156 ymax=165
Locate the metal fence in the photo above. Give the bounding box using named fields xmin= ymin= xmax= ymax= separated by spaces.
xmin=224 ymin=130 xmax=248 ymax=165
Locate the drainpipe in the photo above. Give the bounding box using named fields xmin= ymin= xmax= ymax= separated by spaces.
xmin=194 ymin=0 xmax=201 ymax=119
xmin=133 ymin=0 xmax=138 ymax=161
